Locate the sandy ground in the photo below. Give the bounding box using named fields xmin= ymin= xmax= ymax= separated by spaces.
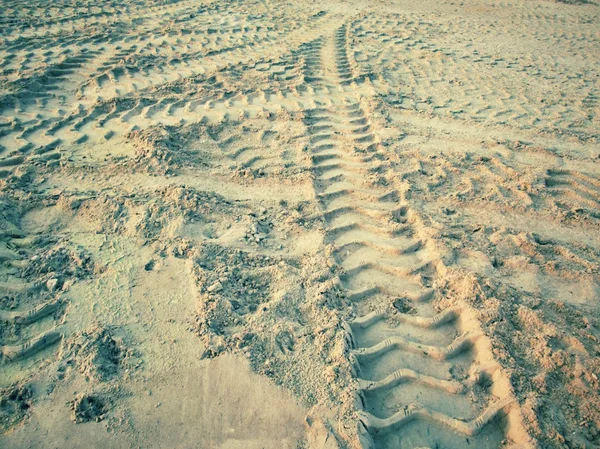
xmin=0 ymin=0 xmax=599 ymax=448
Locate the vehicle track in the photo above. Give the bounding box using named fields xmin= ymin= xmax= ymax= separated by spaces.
xmin=302 ymin=24 xmax=533 ymax=449
xmin=349 ymin=12 xmax=599 ymax=140
xmin=545 ymin=168 xmax=600 ymax=218
xmin=0 ymin=216 xmax=66 ymax=369
xmin=0 ymin=5 xmax=337 ymax=178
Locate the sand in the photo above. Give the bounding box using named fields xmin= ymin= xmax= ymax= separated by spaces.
xmin=0 ymin=0 xmax=599 ymax=448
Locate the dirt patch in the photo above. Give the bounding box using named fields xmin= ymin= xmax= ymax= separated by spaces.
xmin=192 ymin=243 xmax=356 ymax=416
xmin=61 ymin=326 xmax=130 ymax=383
xmin=0 ymin=384 xmax=32 ymax=434
xmin=127 ymin=123 xmax=208 ymax=174
xmin=22 ymin=244 xmax=96 ymax=289
xmin=68 ymin=393 xmax=107 ymax=423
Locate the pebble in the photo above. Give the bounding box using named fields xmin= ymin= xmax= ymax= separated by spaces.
xmin=46 ymin=278 xmax=59 ymax=292
xmin=207 ymin=281 xmax=223 ymax=293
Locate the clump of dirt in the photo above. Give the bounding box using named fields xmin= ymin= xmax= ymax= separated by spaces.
xmin=127 ymin=124 xmax=182 ymax=174
xmin=129 ymin=186 xmax=235 ymax=241
xmin=62 ymin=326 xmax=128 ymax=383
xmin=0 ymin=165 xmax=35 ymax=192
xmin=63 ymin=193 xmax=127 ymax=234
xmin=127 ymin=123 xmax=202 ymax=174
xmin=441 ymin=269 xmax=600 ymax=449
xmin=193 ymin=244 xmax=288 ymax=358
xmin=392 ymin=297 xmax=417 ymax=314
xmin=68 ymin=393 xmax=107 ymax=423
xmin=0 ymin=384 xmax=32 ymax=434
xmin=67 ymin=186 xmax=238 ymax=244
xmin=22 ymin=244 xmax=97 ymax=291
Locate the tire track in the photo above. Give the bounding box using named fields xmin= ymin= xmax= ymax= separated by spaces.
xmin=0 ymin=6 xmax=338 ymax=181
xmin=545 ymin=169 xmax=600 ymax=219
xmin=0 ymin=218 xmax=65 ymax=367
xmin=302 ymin=23 xmax=533 ymax=449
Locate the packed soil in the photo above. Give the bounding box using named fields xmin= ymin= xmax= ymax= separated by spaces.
xmin=0 ymin=0 xmax=599 ymax=448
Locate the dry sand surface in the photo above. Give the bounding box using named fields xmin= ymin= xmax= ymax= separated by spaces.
xmin=0 ymin=0 xmax=599 ymax=448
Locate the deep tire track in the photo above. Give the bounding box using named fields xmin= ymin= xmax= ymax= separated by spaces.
xmin=302 ymin=22 xmax=534 ymax=449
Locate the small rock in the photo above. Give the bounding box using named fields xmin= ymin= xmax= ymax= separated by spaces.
xmin=207 ymin=281 xmax=223 ymax=293
xmin=46 ymin=278 xmax=59 ymax=292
